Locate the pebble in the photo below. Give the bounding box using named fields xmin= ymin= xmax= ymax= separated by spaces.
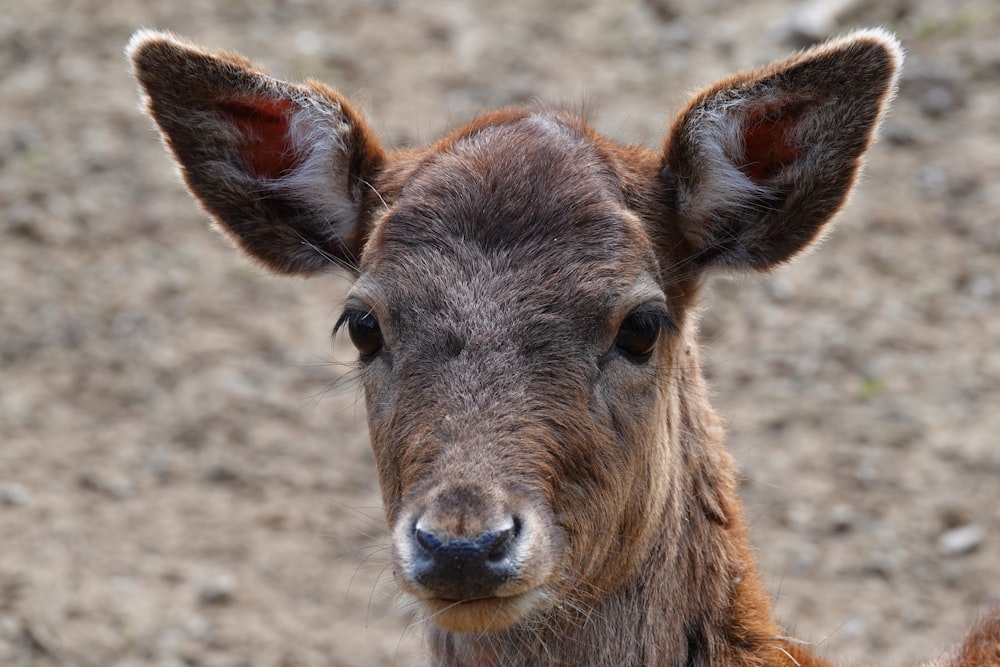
xmin=198 ymin=575 xmax=237 ymax=606
xmin=202 ymin=461 xmax=243 ymax=485
xmin=0 ymin=483 xmax=29 ymax=507
xmin=76 ymin=471 xmax=136 ymax=499
xmin=782 ymin=0 xmax=862 ymax=45
xmin=840 ymin=615 xmax=867 ymax=639
xmin=184 ymin=615 xmax=210 ymax=638
xmin=826 ymin=504 xmax=855 ymax=534
xmin=902 ymin=67 xmax=967 ymax=119
xmin=938 ymin=524 xmax=985 ymax=557
xmin=789 ymin=542 xmax=820 ymax=575
xmin=884 ymin=124 xmax=918 ymax=147
xmin=922 ymin=85 xmax=959 ymax=118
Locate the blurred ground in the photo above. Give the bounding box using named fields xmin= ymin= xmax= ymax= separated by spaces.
xmin=1 ymin=1 xmax=999 ymax=665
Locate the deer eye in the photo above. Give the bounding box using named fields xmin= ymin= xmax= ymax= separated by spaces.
xmin=335 ymin=308 xmax=384 ymax=359
xmin=614 ymin=309 xmax=669 ymax=363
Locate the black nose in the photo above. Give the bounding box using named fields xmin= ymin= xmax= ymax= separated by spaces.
xmin=410 ymin=518 xmax=521 ymax=600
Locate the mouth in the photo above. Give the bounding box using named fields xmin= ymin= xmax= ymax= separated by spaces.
xmin=421 ymin=589 xmax=543 ymax=632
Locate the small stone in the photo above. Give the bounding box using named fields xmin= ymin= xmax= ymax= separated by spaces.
xmin=643 ymin=0 xmax=679 ymax=22
xmin=840 ymin=615 xmax=866 ymax=638
xmin=867 ymin=548 xmax=903 ymax=578
xmin=783 ymin=0 xmax=862 ymax=45
xmin=922 ymin=85 xmax=958 ymax=117
xmin=938 ymin=505 xmax=971 ymax=530
xmin=0 ymin=483 xmax=29 ymax=507
xmin=198 ymin=576 xmax=236 ymax=606
xmin=789 ymin=542 xmax=820 ymax=575
xmin=938 ymin=524 xmax=985 ymax=557
xmin=765 ymin=274 xmax=794 ymax=302
xmin=184 ymin=615 xmax=210 ymax=638
xmin=202 ymin=461 xmax=243 ymax=485
xmin=827 ymin=504 xmax=855 ymax=534
xmin=901 ymin=66 xmax=966 ymax=119
xmin=884 ymin=125 xmax=917 ymax=147
xmin=145 ymin=450 xmax=174 ymax=484
xmin=784 ymin=502 xmax=813 ymax=530
xmin=0 ymin=615 xmax=19 ymax=640
xmin=77 ymin=472 xmax=135 ymax=499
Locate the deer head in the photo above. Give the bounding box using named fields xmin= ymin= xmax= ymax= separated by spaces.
xmin=129 ymin=28 xmax=901 ymax=664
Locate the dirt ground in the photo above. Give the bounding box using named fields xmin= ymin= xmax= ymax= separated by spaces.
xmin=2 ymin=0 xmax=999 ymax=665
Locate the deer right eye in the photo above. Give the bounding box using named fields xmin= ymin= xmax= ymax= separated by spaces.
xmin=335 ymin=309 xmax=384 ymax=359
xmin=613 ymin=308 xmax=676 ymax=364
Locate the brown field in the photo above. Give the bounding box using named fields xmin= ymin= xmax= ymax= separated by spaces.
xmin=2 ymin=1 xmax=998 ymax=665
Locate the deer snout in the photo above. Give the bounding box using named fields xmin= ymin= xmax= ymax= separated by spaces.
xmin=392 ymin=483 xmax=562 ymax=631
xmin=409 ymin=516 xmax=522 ymax=600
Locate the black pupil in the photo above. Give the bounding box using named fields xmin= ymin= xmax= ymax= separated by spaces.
xmin=348 ymin=312 xmax=383 ymax=357
xmin=615 ymin=311 xmax=661 ymax=361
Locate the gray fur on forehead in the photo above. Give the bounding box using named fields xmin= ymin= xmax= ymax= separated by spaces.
xmin=382 ymin=112 xmax=629 ymax=253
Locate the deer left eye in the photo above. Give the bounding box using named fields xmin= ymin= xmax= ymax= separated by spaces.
xmin=335 ymin=308 xmax=384 ymax=359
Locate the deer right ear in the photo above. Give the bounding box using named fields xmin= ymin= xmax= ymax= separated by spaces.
xmin=127 ymin=30 xmax=386 ymax=274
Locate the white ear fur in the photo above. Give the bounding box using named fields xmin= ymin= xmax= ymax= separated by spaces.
xmin=677 ymin=99 xmax=775 ymax=255
xmin=274 ymin=98 xmax=363 ymax=249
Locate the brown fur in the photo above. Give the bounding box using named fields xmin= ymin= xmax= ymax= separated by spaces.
xmin=127 ymin=28 xmax=999 ymax=667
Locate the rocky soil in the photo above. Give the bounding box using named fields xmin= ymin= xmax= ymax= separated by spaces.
xmin=2 ymin=0 xmax=998 ymax=665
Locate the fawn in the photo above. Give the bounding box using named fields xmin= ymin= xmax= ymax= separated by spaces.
xmin=129 ymin=27 xmax=999 ymax=666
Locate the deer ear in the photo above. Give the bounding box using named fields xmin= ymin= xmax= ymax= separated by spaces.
xmin=662 ymin=28 xmax=902 ymax=272
xmin=127 ymin=30 xmax=386 ymax=274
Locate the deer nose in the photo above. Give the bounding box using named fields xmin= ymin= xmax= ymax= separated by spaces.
xmin=410 ymin=517 xmax=521 ymax=600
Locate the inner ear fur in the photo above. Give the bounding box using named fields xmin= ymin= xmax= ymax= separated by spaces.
xmin=127 ymin=30 xmax=386 ymax=274
xmin=662 ymin=28 xmax=903 ymax=272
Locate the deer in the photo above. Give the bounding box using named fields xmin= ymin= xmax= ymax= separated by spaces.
xmin=127 ymin=28 xmax=999 ymax=667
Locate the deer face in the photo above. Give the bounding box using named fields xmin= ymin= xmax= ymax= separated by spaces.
xmin=128 ymin=28 xmax=900 ymax=636
xmin=344 ymin=113 xmax=679 ymax=630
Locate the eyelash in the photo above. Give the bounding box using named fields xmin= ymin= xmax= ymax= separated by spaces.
xmin=335 ymin=308 xmax=384 ymax=359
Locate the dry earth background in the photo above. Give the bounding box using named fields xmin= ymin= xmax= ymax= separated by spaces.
xmin=2 ymin=0 xmax=999 ymax=665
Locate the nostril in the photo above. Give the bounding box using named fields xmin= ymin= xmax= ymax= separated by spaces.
xmin=487 ymin=533 xmax=510 ymax=562
xmin=486 ymin=517 xmax=520 ymax=562
xmin=414 ymin=525 xmax=442 ymax=554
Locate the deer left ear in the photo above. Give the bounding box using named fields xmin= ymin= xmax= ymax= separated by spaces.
xmin=662 ymin=28 xmax=902 ymax=272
